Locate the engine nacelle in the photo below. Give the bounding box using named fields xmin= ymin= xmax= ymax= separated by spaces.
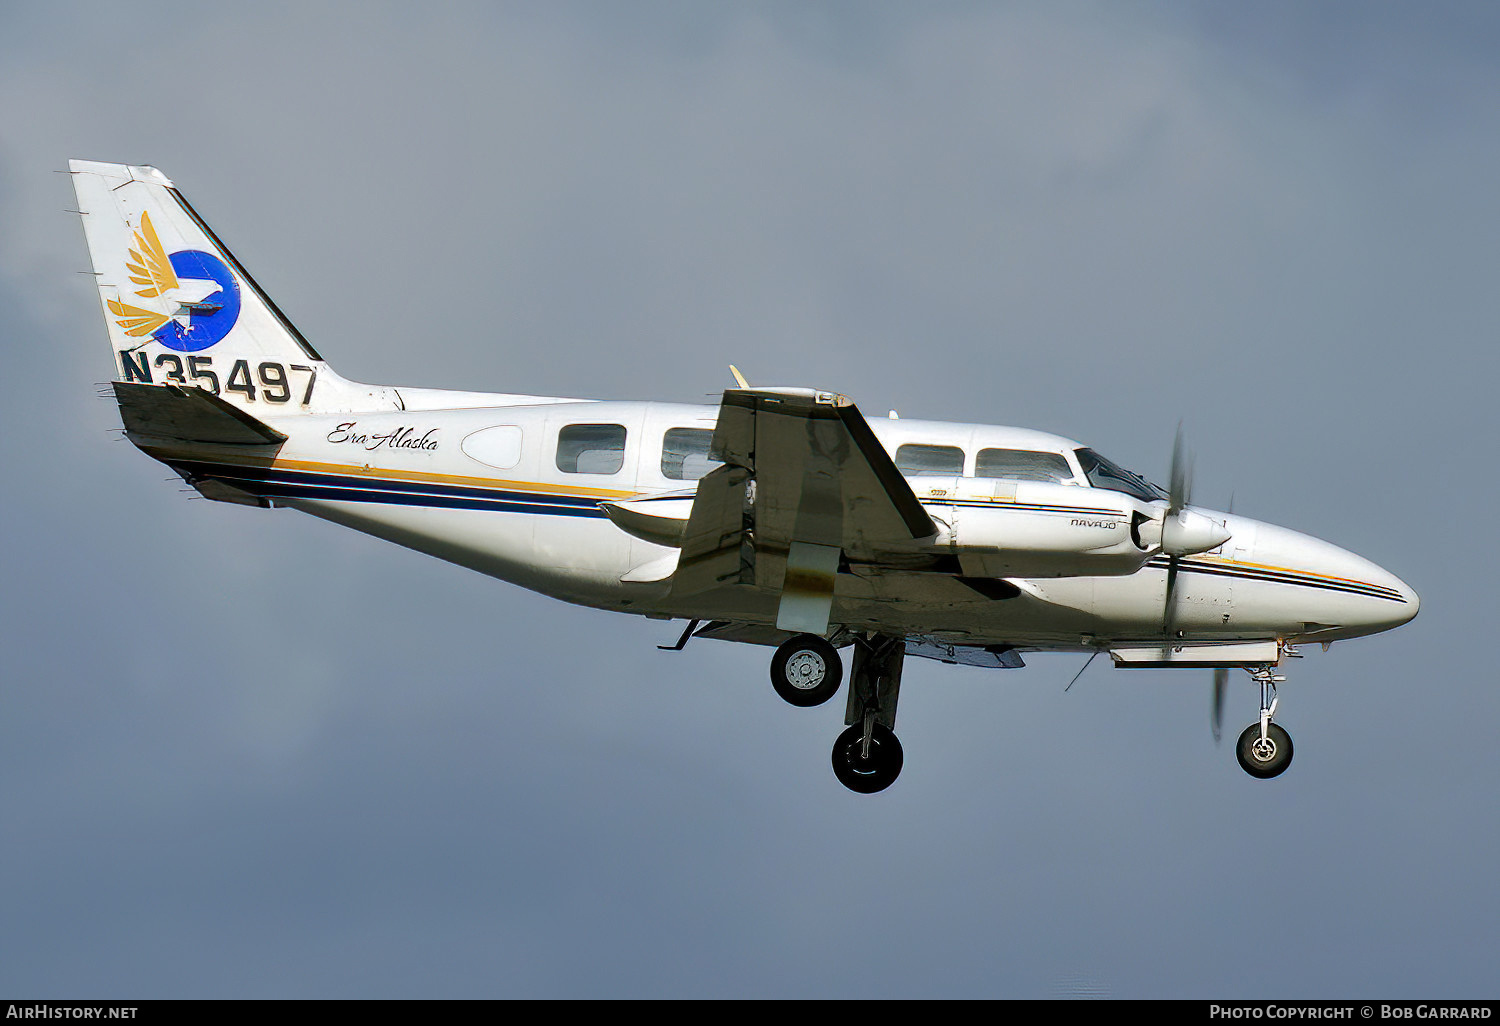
xmin=603 ymin=475 xmax=1213 ymax=583
xmin=920 ymin=477 xmax=1157 ymax=578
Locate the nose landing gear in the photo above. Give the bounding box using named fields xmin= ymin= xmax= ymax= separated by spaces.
xmin=1234 ymin=665 xmax=1294 ymax=779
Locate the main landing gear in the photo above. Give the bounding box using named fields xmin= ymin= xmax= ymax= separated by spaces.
xmin=771 ymin=632 xmax=906 ymax=794
xmin=770 ymin=634 xmax=843 ymax=707
xmin=1234 ymin=665 xmax=1294 ymax=779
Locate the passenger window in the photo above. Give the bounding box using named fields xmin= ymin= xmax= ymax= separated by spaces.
xmin=556 ymin=423 xmax=627 ymax=475
xmin=976 ymin=448 xmax=1074 ymax=484
xmin=896 ymin=443 xmax=965 ymax=477
xmin=661 ymin=427 xmax=721 ymax=481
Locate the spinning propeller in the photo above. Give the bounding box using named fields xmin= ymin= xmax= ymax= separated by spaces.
xmin=1212 ymin=666 xmax=1228 ymax=744
xmin=1158 ymin=425 xmax=1235 ymax=743
xmin=1210 ymin=492 xmax=1236 ymax=744
xmin=1161 ymin=424 xmax=1193 ymax=641
xmin=1159 ymin=423 xmax=1232 ymax=636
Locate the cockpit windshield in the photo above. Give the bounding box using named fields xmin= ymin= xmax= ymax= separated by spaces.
xmin=1074 ymin=448 xmax=1167 ymax=504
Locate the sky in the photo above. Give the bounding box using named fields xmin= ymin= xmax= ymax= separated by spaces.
xmin=2 ymin=0 xmax=1497 ymax=999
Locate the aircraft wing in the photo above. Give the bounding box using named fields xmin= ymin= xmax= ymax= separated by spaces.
xmin=671 ymin=387 xmax=936 ymax=632
xmin=712 ymin=388 xmax=934 ymax=553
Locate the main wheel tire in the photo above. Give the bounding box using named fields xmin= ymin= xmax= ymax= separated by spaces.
xmin=1236 ymin=722 xmax=1294 ymax=779
xmin=770 ymin=635 xmax=843 ymax=707
xmin=831 ymin=723 xmax=904 ymax=794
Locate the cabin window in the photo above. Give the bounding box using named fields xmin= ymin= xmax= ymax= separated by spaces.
xmin=976 ymin=448 xmax=1074 ymax=484
xmin=661 ymin=427 xmax=721 ymax=481
xmin=556 ymin=423 xmax=627 ymax=475
xmin=895 ymin=443 xmax=965 ymax=477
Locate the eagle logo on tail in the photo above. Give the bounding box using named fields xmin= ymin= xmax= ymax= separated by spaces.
xmin=108 ymin=211 xmax=179 ymax=337
xmin=108 ymin=210 xmax=240 ymax=351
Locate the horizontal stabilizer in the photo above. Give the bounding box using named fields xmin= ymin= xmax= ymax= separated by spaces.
xmin=113 ymin=381 xmax=287 ymax=446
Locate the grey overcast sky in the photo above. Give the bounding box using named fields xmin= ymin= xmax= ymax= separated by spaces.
xmin=2 ymin=0 xmax=1496 ymax=998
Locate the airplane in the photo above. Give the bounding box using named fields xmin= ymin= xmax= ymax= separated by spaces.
xmin=68 ymin=159 xmax=1419 ymax=793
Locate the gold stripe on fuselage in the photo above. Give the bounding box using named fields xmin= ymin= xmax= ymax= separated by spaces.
xmin=1182 ymin=554 xmax=1395 ymax=595
xmin=136 ymin=445 xmax=643 ymax=501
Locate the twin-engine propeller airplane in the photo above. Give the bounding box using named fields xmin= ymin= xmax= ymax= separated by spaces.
xmin=70 ymin=160 xmax=1419 ymax=793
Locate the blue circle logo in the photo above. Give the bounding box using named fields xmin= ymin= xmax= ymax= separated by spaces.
xmin=151 ymin=250 xmax=241 ymax=352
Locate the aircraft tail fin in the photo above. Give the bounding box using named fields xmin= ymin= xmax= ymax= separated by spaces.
xmin=69 ymin=160 xmax=388 ymax=415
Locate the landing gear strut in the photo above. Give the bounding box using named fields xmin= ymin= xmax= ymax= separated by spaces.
xmin=830 ymin=634 xmax=906 ymax=793
xmin=1235 ymin=665 xmax=1294 ymax=779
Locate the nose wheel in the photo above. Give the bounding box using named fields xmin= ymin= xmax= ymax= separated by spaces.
xmin=1236 ymin=721 xmax=1294 ymax=778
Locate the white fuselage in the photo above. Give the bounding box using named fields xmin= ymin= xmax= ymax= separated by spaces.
xmin=164 ymin=387 xmax=1418 ymax=654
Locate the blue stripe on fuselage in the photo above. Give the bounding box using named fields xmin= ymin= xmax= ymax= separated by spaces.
xmin=169 ymin=459 xmax=612 ymax=518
